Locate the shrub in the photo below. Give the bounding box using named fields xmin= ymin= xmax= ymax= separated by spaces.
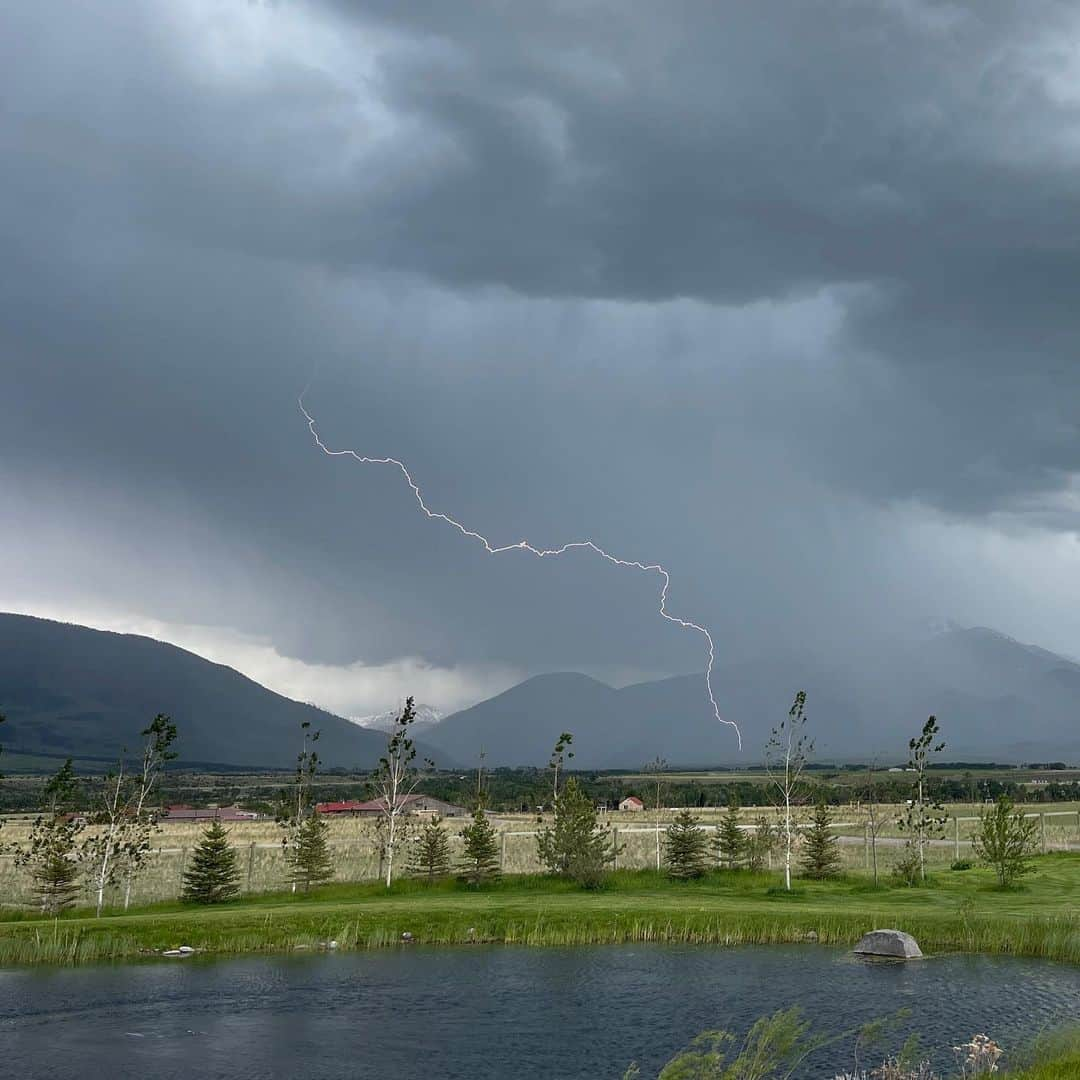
xmin=745 ymin=815 xmax=777 ymax=872
xmin=972 ymin=797 xmax=1039 ymax=888
xmin=892 ymin=842 xmax=923 ymax=887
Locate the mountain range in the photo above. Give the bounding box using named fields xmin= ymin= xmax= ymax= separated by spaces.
xmin=422 ymin=624 xmax=1080 ymax=767
xmin=1 ymin=612 xmax=1078 ymax=770
xmin=0 ymin=614 xmax=446 ymax=770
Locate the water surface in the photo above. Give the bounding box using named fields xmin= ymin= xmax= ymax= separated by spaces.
xmin=2 ymin=945 xmax=1077 ymax=1079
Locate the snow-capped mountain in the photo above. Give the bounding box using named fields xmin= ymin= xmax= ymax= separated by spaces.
xmin=349 ymin=703 xmax=443 ymax=738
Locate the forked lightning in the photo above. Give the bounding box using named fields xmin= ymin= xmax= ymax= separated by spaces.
xmin=299 ymin=394 xmax=740 ymax=747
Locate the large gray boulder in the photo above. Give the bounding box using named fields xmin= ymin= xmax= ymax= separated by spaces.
xmin=853 ymin=929 xmax=923 ymax=959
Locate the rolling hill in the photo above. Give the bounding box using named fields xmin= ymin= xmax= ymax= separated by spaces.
xmin=0 ymin=613 xmax=446 ymax=770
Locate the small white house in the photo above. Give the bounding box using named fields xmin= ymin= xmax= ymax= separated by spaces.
xmin=619 ymin=796 xmax=645 ymax=812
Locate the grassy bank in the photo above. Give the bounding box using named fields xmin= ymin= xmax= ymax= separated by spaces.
xmin=0 ymin=854 xmax=1077 ymax=967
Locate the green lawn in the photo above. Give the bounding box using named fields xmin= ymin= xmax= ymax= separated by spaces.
xmin=1 ymin=852 xmax=1078 ymax=967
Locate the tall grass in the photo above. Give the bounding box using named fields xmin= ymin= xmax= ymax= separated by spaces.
xmin=0 ymin=887 xmax=1076 ymax=967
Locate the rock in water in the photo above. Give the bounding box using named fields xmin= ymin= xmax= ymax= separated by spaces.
xmin=853 ymin=929 xmax=923 ymax=958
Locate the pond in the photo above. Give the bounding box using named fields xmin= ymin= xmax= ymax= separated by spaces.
xmin=2 ymin=945 xmax=1078 ymax=1079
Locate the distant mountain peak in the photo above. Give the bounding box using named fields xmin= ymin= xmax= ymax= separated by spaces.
xmin=349 ymin=703 xmax=443 ymax=734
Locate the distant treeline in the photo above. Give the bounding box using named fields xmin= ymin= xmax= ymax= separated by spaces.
xmin=3 ymin=767 xmax=1078 ymax=815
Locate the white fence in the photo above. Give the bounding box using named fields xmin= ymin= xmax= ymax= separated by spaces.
xmin=1 ymin=810 xmax=1077 ymax=907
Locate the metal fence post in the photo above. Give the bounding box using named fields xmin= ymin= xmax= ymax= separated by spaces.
xmin=864 ymin=824 xmax=870 ymax=870
xmin=246 ymin=841 xmax=256 ymax=893
xmin=612 ymin=826 xmax=619 ymax=870
xmin=500 ymin=831 xmax=507 ymax=871
xmin=178 ymin=847 xmax=188 ymax=896
xmin=1040 ymin=813 xmax=1047 ymax=854
xmin=954 ymin=817 xmax=960 ymax=862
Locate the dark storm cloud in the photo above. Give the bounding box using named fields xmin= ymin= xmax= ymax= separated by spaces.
xmin=2 ymin=0 xmax=1080 ymax=714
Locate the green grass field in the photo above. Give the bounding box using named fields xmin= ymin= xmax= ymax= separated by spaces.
xmin=0 ymin=852 xmax=1077 ymax=968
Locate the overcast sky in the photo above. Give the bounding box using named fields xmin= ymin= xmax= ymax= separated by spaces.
xmin=4 ymin=1 xmax=1080 ymax=733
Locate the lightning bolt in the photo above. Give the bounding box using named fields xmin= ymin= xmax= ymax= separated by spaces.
xmin=299 ymin=394 xmax=741 ymax=748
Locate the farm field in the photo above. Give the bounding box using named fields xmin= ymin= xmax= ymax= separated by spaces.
xmin=2 ymin=801 xmax=1079 ymax=907
xmin=0 ymin=854 xmax=1077 ymax=967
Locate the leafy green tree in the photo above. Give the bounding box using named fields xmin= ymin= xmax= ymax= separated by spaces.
xmin=459 ymin=805 xmax=500 ymax=885
xmin=549 ymin=732 xmax=574 ymax=805
xmin=664 ymin=809 xmax=709 ymax=879
xmin=973 ymin=795 xmax=1040 ymax=887
xmin=84 ymin=714 xmax=178 ymax=916
xmin=120 ymin=714 xmax=178 ymax=909
xmin=745 ymin=815 xmax=777 ymax=873
xmin=536 ymin=777 xmax=616 ymax=888
xmin=15 ymin=759 xmax=83 ymax=915
xmin=799 ymin=802 xmax=842 ymax=879
xmin=286 ymin=813 xmax=335 ymax=893
xmin=716 ymin=798 xmax=746 ymax=869
xmin=863 ymin=760 xmax=882 ymax=886
xmin=371 ymin=697 xmax=430 ymax=886
xmin=897 ymin=716 xmax=947 ymax=883
xmin=182 ymin=820 xmax=240 ymax=903
xmin=278 ymin=720 xmax=336 ymax=891
xmin=764 ymin=690 xmax=813 ymax=891
xmin=409 ymin=815 xmax=452 ymax=880
xmin=643 ymin=755 xmax=668 ymax=870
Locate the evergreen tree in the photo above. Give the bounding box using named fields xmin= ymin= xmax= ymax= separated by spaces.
xmin=664 ymin=809 xmax=709 ymax=879
xmin=34 ymin=848 xmax=82 ymax=915
xmin=16 ymin=759 xmax=83 ymax=915
xmin=182 ymin=820 xmax=240 ymax=903
xmin=799 ymin=802 xmax=842 ymax=880
xmin=286 ymin=813 xmax=334 ymax=893
xmin=715 ymin=798 xmax=746 ymax=869
xmin=409 ymin=815 xmax=452 ymax=880
xmin=536 ymin=778 xmax=616 ymax=888
xmin=459 ymin=806 xmax=500 ymax=885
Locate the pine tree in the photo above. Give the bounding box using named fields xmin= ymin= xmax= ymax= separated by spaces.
xmin=800 ymin=802 xmax=842 ymax=880
xmin=537 ymin=778 xmax=616 ymax=888
xmin=286 ymin=813 xmax=335 ymax=893
xmin=34 ymin=848 xmax=82 ymax=915
xmin=16 ymin=759 xmax=84 ymax=915
xmin=459 ymin=806 xmax=500 ymax=885
xmin=182 ymin=820 xmax=240 ymax=903
xmin=664 ymin=809 xmax=709 ymax=879
xmin=409 ymin=815 xmax=452 ymax=880
xmin=716 ymin=798 xmax=746 ymax=869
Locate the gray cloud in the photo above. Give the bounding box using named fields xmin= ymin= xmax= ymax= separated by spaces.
xmin=2 ymin=0 xmax=1080 ymax=723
